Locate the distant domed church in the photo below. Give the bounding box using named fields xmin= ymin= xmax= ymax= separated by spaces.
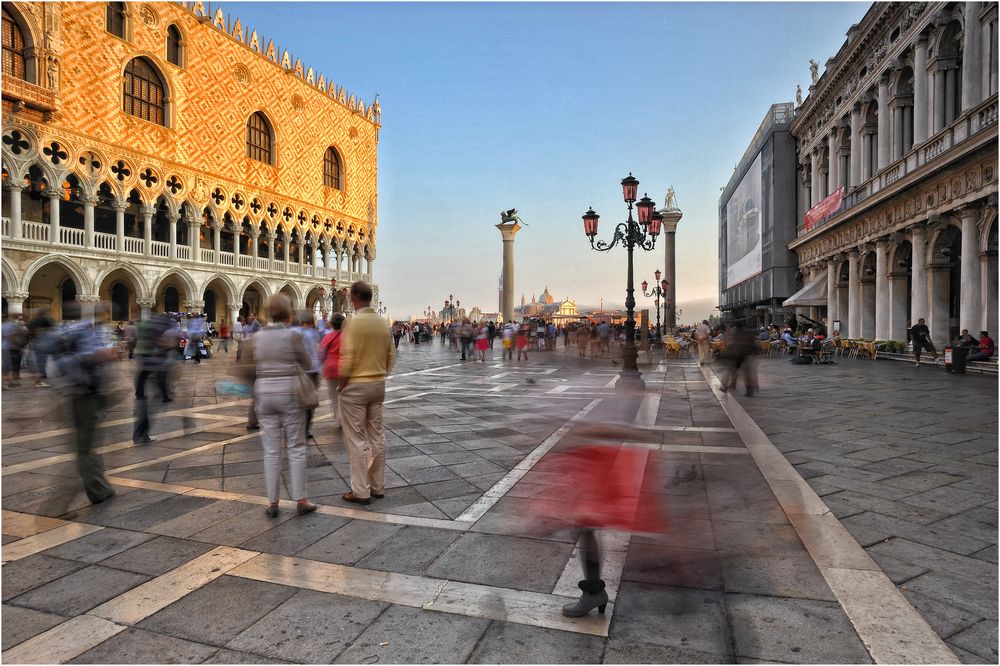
xmin=514 ymin=287 xmax=578 ymax=321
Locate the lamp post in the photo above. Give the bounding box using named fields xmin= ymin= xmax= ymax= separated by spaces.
xmin=582 ymin=174 xmax=663 ymax=387
xmin=641 ymin=270 xmax=670 ymax=337
xmin=444 ymin=295 xmax=460 ymax=322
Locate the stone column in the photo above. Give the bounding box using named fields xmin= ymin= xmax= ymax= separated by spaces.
xmin=82 ymin=194 xmax=96 ymax=248
xmin=927 ymin=265 xmax=951 ymax=348
xmin=848 ymin=249 xmax=861 ymax=337
xmin=914 ymin=37 xmax=929 ymax=145
xmin=266 ymin=231 xmax=276 ymax=270
xmin=875 ymin=238 xmax=891 ymax=339
xmin=496 ymin=222 xmax=522 ymax=323
xmin=810 ymin=151 xmax=820 ymax=206
xmin=250 ymin=229 xmax=260 ymax=263
xmin=299 ymin=240 xmax=307 ymax=276
xmin=959 ymin=205 xmax=981 ymax=332
xmin=212 ymin=222 xmax=222 ymax=265
xmin=945 ymin=67 xmax=958 ymax=124
xmin=933 ymin=67 xmax=947 ymax=132
xmin=6 ymin=184 xmax=22 ymax=238
xmin=982 ymin=248 xmax=998 ymax=334
xmin=187 ymin=213 xmax=200 ymax=259
xmin=228 ymin=304 xmax=241 ymax=327
xmin=962 ymin=2 xmax=983 ymax=111
xmin=850 ymin=105 xmax=863 ymax=187
xmin=826 ymin=259 xmax=839 ymax=328
xmin=233 ymin=226 xmax=241 ymax=266
xmin=46 ymin=191 xmax=60 ymax=244
xmin=888 ymin=272 xmax=910 ymax=341
xmin=828 ymin=131 xmax=840 ymax=192
xmin=910 ymin=223 xmax=928 ymax=323
xmin=137 ymin=297 xmax=156 ymax=320
xmin=141 ymin=204 xmax=154 ymax=257
xmin=335 ymin=248 xmax=343 ymax=283
xmin=115 ymin=201 xmax=126 ymax=252
xmin=877 ymin=74 xmax=890 ymax=170
xmin=3 ymin=292 xmax=29 ymax=317
xmin=893 ymin=104 xmax=905 ymax=160
xmin=282 ymin=236 xmax=290 ymax=273
xmin=167 ymin=212 xmax=179 ymax=259
xmin=76 ymin=294 xmax=101 ymax=323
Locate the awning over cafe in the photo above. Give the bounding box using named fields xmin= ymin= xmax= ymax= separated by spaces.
xmin=782 ymin=272 xmax=828 ymax=307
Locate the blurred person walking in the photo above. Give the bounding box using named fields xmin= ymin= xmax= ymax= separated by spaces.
xmin=133 ymin=313 xmax=176 ymax=445
xmin=27 ymin=307 xmax=56 ymax=387
xmin=319 ymin=313 xmax=346 ymax=428
xmin=2 ymin=314 xmax=28 ymax=388
xmin=720 ymin=321 xmax=758 ymax=397
xmin=475 ymin=323 xmax=489 ymax=361
xmin=124 ymin=320 xmax=138 ymax=359
xmin=502 ymin=321 xmax=515 ymax=360
xmin=516 ymin=322 xmax=530 ymax=361
xmin=292 ymin=310 xmax=322 ymax=441
xmin=694 ymin=320 xmax=711 ymax=365
xmin=243 ymin=312 xmax=263 ymax=430
xmin=576 ymin=323 xmax=590 ymax=357
xmin=908 ymin=318 xmax=940 ymax=366
xmin=56 ymin=301 xmax=117 ymax=504
xmin=252 ymin=294 xmax=317 ymax=518
xmin=338 ymin=282 xmax=395 ymax=505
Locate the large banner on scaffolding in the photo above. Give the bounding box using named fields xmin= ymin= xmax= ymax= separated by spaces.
xmin=725 ymin=152 xmax=763 ymax=288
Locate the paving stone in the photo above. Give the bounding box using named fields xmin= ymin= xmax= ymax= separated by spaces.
xmin=395 ymin=464 xmax=460 ymax=485
xmin=228 ymin=589 xmax=387 ymax=663
xmin=881 ymin=470 xmax=966 ymax=492
xmin=899 ymin=587 xmax=983 ymax=639
xmin=609 ymin=582 xmax=731 ymax=656
xmin=103 ymin=495 xmax=218 ymax=531
xmin=2 ymin=554 xmax=88 ymax=601
xmin=726 ymin=593 xmax=871 ymax=664
xmin=869 ymin=538 xmax=998 ymax=586
xmin=43 ymin=527 xmax=155 ymax=564
xmin=333 ymin=604 xmax=489 ymax=664
xmin=8 ymin=564 xmax=150 ymax=616
xmin=355 ymin=525 xmax=461 ymax=575
xmin=867 ymin=550 xmax=930 ymax=584
xmin=842 ymin=511 xmax=992 ymax=556
xmin=820 ymin=489 xmax=950 ymax=525
xmin=603 ymin=640 xmax=732 ymax=664
xmin=64 ymin=489 xmax=178 ymax=526
xmin=468 ymin=620 xmax=605 ymax=664
xmin=296 ymin=520 xmax=402 ymax=564
xmin=239 ymin=513 xmax=349 ymax=556
xmin=901 ymin=485 xmax=993 ymax=515
xmin=622 ymin=542 xmax=723 ymax=591
xmin=718 ymin=552 xmax=836 ymax=601
xmin=69 ymin=627 xmax=219 ymax=664
xmin=203 ymin=649 xmax=291 ymax=664
xmin=947 ymin=620 xmax=999 ymax=663
xmin=146 ymin=500 xmax=257 ymax=538
xmin=1 ymin=604 xmax=66 ymax=650
xmin=98 ymin=535 xmax=217 ymax=576
xmin=971 ymin=544 xmax=998 ymax=564
xmin=901 ymin=572 xmax=998 ymax=618
xmin=412 ymin=478 xmax=481 ymax=502
xmin=138 ymin=576 xmax=298 ymax=647
xmin=427 ymin=533 xmax=573 ymax=593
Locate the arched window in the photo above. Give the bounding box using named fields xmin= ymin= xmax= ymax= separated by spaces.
xmin=106 ymin=2 xmax=126 ymax=39
xmin=323 ymin=147 xmax=343 ymax=189
xmin=166 ymin=25 xmax=182 ymax=66
xmin=246 ymin=112 xmax=273 ymax=164
xmin=123 ymin=57 xmax=167 ymax=126
xmin=2 ymin=8 xmax=26 ymax=81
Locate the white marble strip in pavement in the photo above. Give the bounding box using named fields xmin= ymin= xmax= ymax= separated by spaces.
xmin=632 ymin=424 xmax=737 ymax=433
xmin=552 ymin=531 xmax=632 ymax=604
xmin=389 ymin=362 xmax=466 ymax=379
xmin=632 ymin=394 xmax=661 ymax=427
xmin=454 ymin=398 xmax=603 ymax=523
xmin=1 ymin=614 xmax=127 ymax=664
xmin=701 ymin=365 xmax=959 ymax=665
xmin=2 ymin=400 xmax=251 ymax=446
xmin=1 ymin=509 xmax=67 ymax=537
xmin=105 ymin=476 xmax=471 ymax=532
xmin=546 ymin=385 xmax=571 ymax=394
xmin=88 ymin=546 xmax=259 ymax=625
xmin=622 ymin=442 xmax=751 ymax=455
xmin=603 ymin=375 xmax=619 ymax=389
xmin=2 ymin=521 xmax=104 ymax=563
xmin=229 ymin=551 xmax=611 ymax=637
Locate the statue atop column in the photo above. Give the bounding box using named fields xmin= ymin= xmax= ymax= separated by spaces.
xmin=809 ymin=59 xmax=820 ymax=84
xmin=664 ymin=186 xmax=679 ymax=211
xmin=496 ymin=209 xmax=524 ymax=323
xmin=796 ymin=84 xmax=803 ymax=106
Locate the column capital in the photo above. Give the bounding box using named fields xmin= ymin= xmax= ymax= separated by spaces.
xmin=847 ymin=247 xmax=861 ymax=258
xmin=956 ymin=202 xmax=981 ymax=220
xmin=44 ymin=188 xmax=62 ymax=200
xmin=110 ymin=201 xmax=127 ymax=213
xmin=79 ymin=194 xmax=98 ymax=206
xmin=140 ymin=204 xmax=157 ymax=217
xmin=909 ymin=221 xmax=928 ymax=238
xmin=2 ymin=291 xmax=30 ymax=302
xmin=76 ymin=294 xmax=102 ymax=305
xmin=182 ymin=299 xmax=205 ymax=311
xmin=136 ymin=297 xmax=157 ymax=308
xmin=165 ymin=210 xmax=181 ymax=223
xmin=5 ymin=182 xmax=23 ymax=192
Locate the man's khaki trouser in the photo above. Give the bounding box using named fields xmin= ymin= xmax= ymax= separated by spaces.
xmin=339 ymin=380 xmax=386 ymax=499
xmin=697 ymin=340 xmax=711 ymax=363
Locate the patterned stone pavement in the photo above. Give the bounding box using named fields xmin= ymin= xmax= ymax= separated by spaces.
xmin=711 ymin=354 xmax=997 ymax=664
xmin=0 ymin=338 xmax=989 ymax=663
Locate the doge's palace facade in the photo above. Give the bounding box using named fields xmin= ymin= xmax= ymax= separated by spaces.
xmin=2 ymin=1 xmax=380 ymax=324
xmin=791 ymin=1 xmax=997 ymax=348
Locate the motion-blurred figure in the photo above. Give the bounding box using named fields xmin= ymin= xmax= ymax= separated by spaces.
xmin=133 ymin=313 xmax=176 ymax=445
xmin=319 ymin=312 xmax=346 ymax=429
xmin=56 ymin=301 xmax=117 ymax=504
xmin=721 ymin=320 xmax=758 ymax=396
xmin=27 ymin=307 xmax=56 ymax=387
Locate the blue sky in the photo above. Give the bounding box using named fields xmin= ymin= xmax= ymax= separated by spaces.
xmin=228 ymin=1 xmax=869 ymax=321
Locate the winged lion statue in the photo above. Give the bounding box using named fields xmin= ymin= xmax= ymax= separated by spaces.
xmin=500 ymin=209 xmax=527 ymax=226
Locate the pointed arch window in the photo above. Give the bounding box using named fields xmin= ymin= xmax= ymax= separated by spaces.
xmin=123 ymin=57 xmax=167 ymax=126
xmin=2 ymin=8 xmax=26 ymax=80
xmin=106 ymin=2 xmax=126 ymax=38
xmin=246 ymin=112 xmax=273 ymax=165
xmin=166 ymin=25 xmax=182 ymax=66
xmin=323 ymin=146 xmax=343 ymax=190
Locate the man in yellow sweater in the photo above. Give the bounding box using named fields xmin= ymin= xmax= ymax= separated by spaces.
xmin=338 ymin=281 xmax=395 ymax=505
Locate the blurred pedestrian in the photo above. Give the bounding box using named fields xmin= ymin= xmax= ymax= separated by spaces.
xmin=292 ymin=310 xmax=322 ymax=441
xmin=502 ymin=321 xmax=515 ymax=360
xmin=694 ymin=319 xmax=711 ymax=365
xmin=219 ymin=320 xmax=230 ymax=353
xmin=56 ymin=301 xmax=116 ymax=504
xmin=133 ymin=313 xmax=175 ymax=445
xmin=27 ymin=307 xmax=56 ymax=388
xmin=254 ymin=294 xmax=316 ymax=518
xmin=576 ymin=323 xmax=590 ymax=357
xmin=2 ymin=314 xmax=27 ymax=388
xmin=338 ymin=281 xmax=395 ymax=505
xmin=721 ymin=321 xmax=758 ymax=396
xmin=319 ymin=312 xmax=346 ymax=429
xmin=908 ymin=318 xmax=939 ymax=366
xmin=516 ymin=322 xmax=530 ymax=361
xmin=124 ymin=320 xmax=138 ymax=359
xmin=475 ymin=323 xmax=489 ymax=361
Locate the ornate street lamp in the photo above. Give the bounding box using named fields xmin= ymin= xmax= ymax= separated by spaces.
xmin=444 ymin=296 xmax=459 ymax=322
xmin=641 ymin=270 xmax=670 ymax=337
xmin=581 ymin=174 xmax=662 ymax=386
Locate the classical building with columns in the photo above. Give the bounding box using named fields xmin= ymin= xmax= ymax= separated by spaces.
xmin=1 ymin=1 xmax=380 ymax=323
xmin=790 ymin=1 xmax=997 ymax=347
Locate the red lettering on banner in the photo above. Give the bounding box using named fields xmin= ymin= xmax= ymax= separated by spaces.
xmin=804 ymin=187 xmax=844 ymax=231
